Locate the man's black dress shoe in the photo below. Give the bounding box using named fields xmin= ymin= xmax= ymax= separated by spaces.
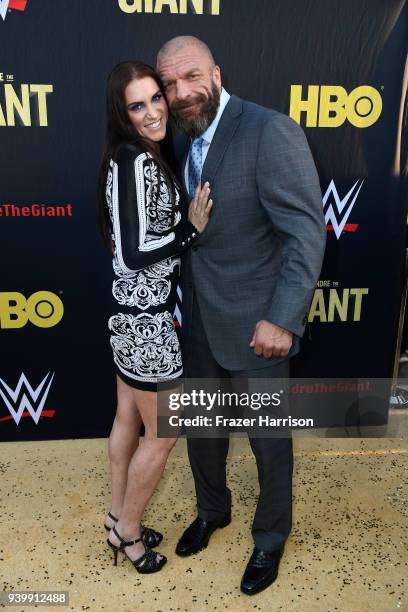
xmin=240 ymin=546 xmax=284 ymax=595
xmin=175 ymin=516 xmax=231 ymax=556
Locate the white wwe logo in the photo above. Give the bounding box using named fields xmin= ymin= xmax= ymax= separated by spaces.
xmin=0 ymin=372 xmax=55 ymax=425
xmin=323 ymin=179 xmax=364 ymax=240
xmin=0 ymin=0 xmax=10 ymax=20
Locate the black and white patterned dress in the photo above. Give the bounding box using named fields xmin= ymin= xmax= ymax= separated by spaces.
xmin=105 ymin=143 xmax=198 ymax=391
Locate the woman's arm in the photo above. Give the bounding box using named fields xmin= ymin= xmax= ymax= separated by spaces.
xmin=110 ymin=144 xmax=199 ymax=272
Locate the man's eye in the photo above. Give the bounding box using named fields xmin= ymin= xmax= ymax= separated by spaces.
xmin=189 ymin=74 xmax=199 ymax=80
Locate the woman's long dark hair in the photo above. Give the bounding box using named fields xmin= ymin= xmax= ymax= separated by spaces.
xmin=97 ymin=61 xmax=179 ymax=251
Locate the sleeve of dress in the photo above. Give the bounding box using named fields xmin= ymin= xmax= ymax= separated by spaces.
xmin=110 ymin=144 xmax=199 ymax=272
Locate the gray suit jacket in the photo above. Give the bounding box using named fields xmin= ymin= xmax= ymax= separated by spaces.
xmin=181 ymin=95 xmax=326 ymax=371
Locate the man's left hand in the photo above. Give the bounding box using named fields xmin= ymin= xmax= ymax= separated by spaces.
xmin=249 ymin=320 xmax=293 ymax=358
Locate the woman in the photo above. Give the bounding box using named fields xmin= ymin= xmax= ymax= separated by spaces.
xmin=97 ymin=61 xmax=212 ymax=574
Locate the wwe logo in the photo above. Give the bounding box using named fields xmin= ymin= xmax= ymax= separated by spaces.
xmin=323 ymin=179 xmax=364 ymax=239
xmin=0 ymin=0 xmax=28 ymax=21
xmin=0 ymin=372 xmax=54 ymax=425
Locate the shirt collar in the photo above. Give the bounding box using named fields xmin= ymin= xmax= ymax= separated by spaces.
xmin=200 ymin=87 xmax=231 ymax=145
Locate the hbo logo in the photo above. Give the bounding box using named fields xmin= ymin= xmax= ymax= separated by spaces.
xmin=290 ymin=85 xmax=383 ymax=128
xmin=0 ymin=291 xmax=64 ymax=329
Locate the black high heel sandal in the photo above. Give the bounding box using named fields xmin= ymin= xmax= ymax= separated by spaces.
xmin=104 ymin=511 xmax=163 ymax=548
xmin=107 ymin=525 xmax=167 ymax=574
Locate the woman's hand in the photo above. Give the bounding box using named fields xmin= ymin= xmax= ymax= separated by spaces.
xmin=188 ymin=182 xmax=213 ymax=234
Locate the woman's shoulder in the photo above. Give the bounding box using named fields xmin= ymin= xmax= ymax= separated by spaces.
xmin=114 ymin=141 xmax=150 ymax=164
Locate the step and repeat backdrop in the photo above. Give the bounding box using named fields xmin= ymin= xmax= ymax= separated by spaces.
xmin=0 ymin=0 xmax=407 ymax=440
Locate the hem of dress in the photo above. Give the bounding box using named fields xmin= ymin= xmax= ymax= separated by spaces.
xmin=114 ymin=367 xmax=183 ymax=392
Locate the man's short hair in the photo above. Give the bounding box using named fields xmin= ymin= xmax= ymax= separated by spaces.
xmin=157 ymin=36 xmax=216 ymax=67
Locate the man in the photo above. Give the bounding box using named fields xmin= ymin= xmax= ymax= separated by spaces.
xmin=157 ymin=36 xmax=326 ymax=595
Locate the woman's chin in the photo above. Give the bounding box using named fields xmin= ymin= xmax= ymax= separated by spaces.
xmin=146 ymin=128 xmax=166 ymax=143
xmin=156 ymin=131 xmax=167 ymax=143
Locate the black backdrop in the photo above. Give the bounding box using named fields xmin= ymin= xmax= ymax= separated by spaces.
xmin=0 ymin=0 xmax=407 ymax=440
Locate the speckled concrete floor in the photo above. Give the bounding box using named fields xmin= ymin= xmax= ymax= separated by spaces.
xmin=0 ymin=436 xmax=407 ymax=612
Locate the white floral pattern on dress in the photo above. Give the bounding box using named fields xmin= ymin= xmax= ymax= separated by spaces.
xmin=106 ymin=161 xmax=117 ymax=252
xmin=112 ymin=257 xmax=180 ymax=310
xmin=106 ymin=161 xmax=113 ymax=213
xmin=143 ymin=159 xmax=181 ymax=235
xmin=106 ymin=152 xmax=183 ymax=384
xmin=108 ymin=311 xmax=182 ymax=381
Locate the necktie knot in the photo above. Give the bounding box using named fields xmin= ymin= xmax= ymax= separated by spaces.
xmin=188 ymin=137 xmax=204 ymax=198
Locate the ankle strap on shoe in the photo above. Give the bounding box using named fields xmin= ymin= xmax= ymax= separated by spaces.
xmin=107 ymin=511 xmax=118 ymax=522
xmin=112 ymin=525 xmax=141 ymax=548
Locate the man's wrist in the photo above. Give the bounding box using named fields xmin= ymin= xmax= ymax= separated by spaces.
xmin=260 ymin=320 xmax=293 ymax=336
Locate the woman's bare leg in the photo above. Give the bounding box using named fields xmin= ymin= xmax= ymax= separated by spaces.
xmin=109 ymin=387 xmax=177 ymax=563
xmin=105 ymin=376 xmax=142 ymax=527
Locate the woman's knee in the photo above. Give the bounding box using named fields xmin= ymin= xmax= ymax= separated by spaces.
xmin=109 ymin=407 xmax=141 ymax=451
xmin=146 ymin=436 xmax=178 ymax=454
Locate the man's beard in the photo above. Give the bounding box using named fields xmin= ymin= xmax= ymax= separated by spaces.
xmin=171 ymin=81 xmax=221 ymax=138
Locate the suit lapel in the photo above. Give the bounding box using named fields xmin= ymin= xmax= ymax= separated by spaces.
xmin=201 ymin=95 xmax=243 ymax=186
xmin=181 ymin=144 xmax=189 ymax=194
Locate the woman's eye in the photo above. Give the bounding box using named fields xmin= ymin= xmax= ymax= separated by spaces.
xmin=153 ymin=93 xmax=162 ymax=102
xmin=129 ymin=103 xmax=143 ymax=112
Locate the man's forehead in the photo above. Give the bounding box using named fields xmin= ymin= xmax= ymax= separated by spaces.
xmin=158 ymin=48 xmax=210 ymax=76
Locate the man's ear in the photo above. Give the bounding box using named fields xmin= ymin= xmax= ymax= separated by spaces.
xmin=213 ymin=65 xmax=222 ymax=90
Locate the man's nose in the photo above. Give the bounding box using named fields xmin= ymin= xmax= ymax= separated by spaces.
xmin=175 ymin=80 xmax=191 ymax=101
